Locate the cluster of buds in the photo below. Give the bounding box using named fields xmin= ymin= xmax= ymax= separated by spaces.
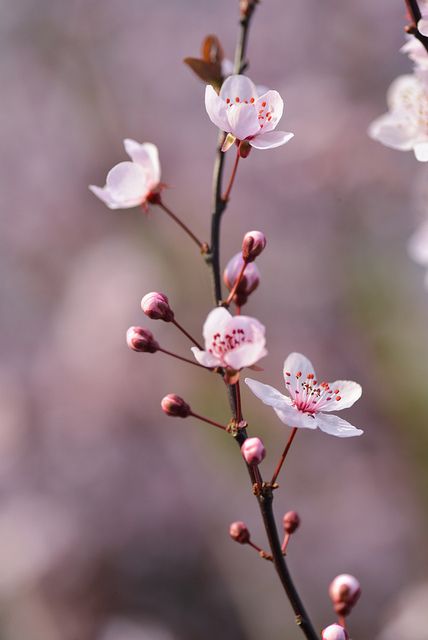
xmin=329 ymin=573 xmax=361 ymax=618
xmin=223 ymin=230 xmax=266 ymax=306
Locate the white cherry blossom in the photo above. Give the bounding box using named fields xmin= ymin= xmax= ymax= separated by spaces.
xmin=368 ymin=74 xmax=428 ymax=162
xmin=89 ymin=139 xmax=160 ymax=209
xmin=205 ymin=74 xmax=294 ymax=150
xmin=191 ymin=307 xmax=267 ymax=370
xmin=401 ymin=38 xmax=428 ymax=70
xmin=245 ymin=352 xmax=363 ymax=438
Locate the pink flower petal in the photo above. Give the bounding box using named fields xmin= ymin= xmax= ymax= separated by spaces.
xmin=273 ymin=405 xmax=318 ymax=430
xmin=318 ymin=380 xmax=362 ymax=412
xmin=220 ymin=74 xmax=257 ymax=102
xmin=225 ymin=343 xmax=267 ymax=370
xmin=226 ymin=103 xmax=260 ymax=140
xmin=254 ymin=90 xmax=284 ymax=133
xmin=190 ymin=347 xmax=220 ymax=368
xmin=283 ymin=353 xmax=317 ymax=382
xmin=245 ymin=378 xmax=292 ymax=407
xmin=316 ymin=413 xmax=363 ymax=438
xmin=123 ymin=139 xmax=161 ymax=185
xmin=249 ymin=131 xmax=294 ymax=149
xmin=205 ymin=85 xmax=230 ymax=131
xmin=368 ymin=114 xmax=414 ymax=151
xmin=414 ymin=142 xmax=428 ymax=162
xmin=202 ymin=307 xmax=232 ymax=345
xmin=88 ymin=185 xmax=121 ymax=209
xmin=106 ymin=162 xmax=150 ymax=207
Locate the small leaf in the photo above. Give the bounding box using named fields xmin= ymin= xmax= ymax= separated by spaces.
xmin=222 ymin=133 xmax=236 ymax=153
xmin=183 ymin=57 xmax=222 ymax=85
xmin=202 ymin=34 xmax=224 ymax=64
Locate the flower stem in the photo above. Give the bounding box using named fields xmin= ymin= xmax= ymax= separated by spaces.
xmin=222 ymin=148 xmax=241 ymax=203
xmin=189 ymin=411 xmax=227 ymax=431
xmin=225 ymin=259 xmax=248 ymax=305
xmin=171 ymin=318 xmax=203 ymax=350
xmin=158 ymin=347 xmax=211 ymax=370
xmin=157 ymin=200 xmax=208 ymax=252
xmin=271 ymin=427 xmax=298 ymax=486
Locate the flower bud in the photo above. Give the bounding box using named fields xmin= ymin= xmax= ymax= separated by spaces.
xmin=161 ymin=394 xmax=191 ymax=418
xmin=126 ymin=326 xmax=159 ymax=353
xmin=229 ymin=521 xmax=250 ymax=544
xmin=283 ymin=511 xmax=300 ymax=534
xmin=241 ymin=437 xmax=266 ymax=466
xmin=141 ymin=292 xmax=174 ymax=322
xmin=321 ymin=624 xmax=349 ymax=640
xmin=242 ymin=230 xmax=266 ymax=262
xmin=223 ymin=253 xmax=260 ymax=306
xmin=329 ymin=574 xmax=361 ymax=609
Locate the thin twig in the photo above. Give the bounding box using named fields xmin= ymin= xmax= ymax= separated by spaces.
xmin=171 ymin=318 xmax=203 ymax=350
xmin=157 ymin=200 xmax=207 ymax=251
xmin=271 ymin=427 xmax=298 ymax=486
xmin=189 ymin=411 xmax=227 ymax=431
xmin=158 ymin=347 xmax=211 ymax=370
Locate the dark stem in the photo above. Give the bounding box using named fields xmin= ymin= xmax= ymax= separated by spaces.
xmin=271 ymin=427 xmax=298 ymax=486
xmin=404 ymin=0 xmax=428 ymax=52
xmin=158 ymin=347 xmax=211 ymax=370
xmin=171 ymin=318 xmax=203 ymax=350
xmin=157 ymin=200 xmax=207 ymax=251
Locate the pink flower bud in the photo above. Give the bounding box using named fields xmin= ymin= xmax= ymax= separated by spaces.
xmin=229 ymin=521 xmax=250 ymax=544
xmin=283 ymin=511 xmax=300 ymax=534
xmin=241 ymin=437 xmax=266 ymax=466
xmin=321 ymin=624 xmax=349 ymax=640
xmin=126 ymin=326 xmax=159 ymax=353
xmin=141 ymin=292 xmax=174 ymax=322
xmin=223 ymin=253 xmax=260 ymax=306
xmin=329 ymin=574 xmax=361 ymax=609
xmin=161 ymin=394 xmax=191 ymax=418
xmin=242 ymin=230 xmax=267 ymax=262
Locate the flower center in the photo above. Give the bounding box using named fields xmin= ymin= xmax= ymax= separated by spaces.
xmin=285 ymin=371 xmax=342 ymax=414
xmin=209 ymin=328 xmax=250 ymax=359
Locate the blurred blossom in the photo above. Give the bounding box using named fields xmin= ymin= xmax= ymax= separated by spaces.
xmin=99 ymin=619 xmax=176 ymax=640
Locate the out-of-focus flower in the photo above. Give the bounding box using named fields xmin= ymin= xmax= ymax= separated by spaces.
xmin=89 ymin=139 xmax=161 ymax=209
xmin=245 ymin=352 xmax=363 ymax=437
xmin=322 ymin=624 xmax=349 ymax=640
xmin=368 ymin=74 xmax=428 ymax=162
xmin=240 ymin=437 xmax=266 ymax=465
xmin=205 ymin=74 xmax=294 ymax=150
xmin=401 ymin=38 xmax=428 ymax=70
xmin=329 ymin=574 xmax=361 ymax=609
xmin=242 ymin=230 xmax=267 ymax=262
xmin=408 ymin=219 xmax=428 ymax=285
xmin=283 ymin=511 xmax=300 ymax=534
xmin=191 ymin=307 xmax=266 ymax=371
xmin=223 ymin=253 xmax=260 ymax=306
xmin=229 ymin=521 xmax=250 ymax=544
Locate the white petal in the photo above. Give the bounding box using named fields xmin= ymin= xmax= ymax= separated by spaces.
xmin=319 ymin=380 xmax=362 ymax=412
xmin=123 ymin=139 xmax=161 ymax=184
xmin=316 ymin=413 xmax=364 ymax=438
xmin=202 ymin=307 xmax=232 ymax=346
xmin=220 ymin=74 xmax=257 ymax=102
xmin=408 ymin=220 xmax=428 ymax=265
xmin=226 ymin=103 xmax=260 ymax=140
xmin=283 ymin=353 xmax=317 ymax=381
xmin=89 ymin=185 xmax=121 ymax=209
xmin=414 ymin=141 xmax=428 ymax=161
xmin=190 ymin=347 xmax=220 ymax=368
xmin=254 ymin=90 xmax=284 ymax=132
xmin=245 ymin=378 xmax=292 ymax=407
xmin=368 ymin=114 xmax=415 ymax=151
xmin=249 ymin=131 xmax=294 ymax=149
xmin=418 ymin=18 xmax=428 ymax=37
xmin=205 ymin=85 xmax=230 ymax=131
xmin=386 ymin=74 xmax=420 ymax=110
xmin=273 ymin=405 xmax=318 ymax=430
xmin=106 ymin=162 xmax=149 ymax=207
xmin=224 ymin=343 xmax=267 ymax=370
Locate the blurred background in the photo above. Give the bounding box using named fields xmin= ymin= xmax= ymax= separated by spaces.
xmin=2 ymin=0 xmax=428 ymax=638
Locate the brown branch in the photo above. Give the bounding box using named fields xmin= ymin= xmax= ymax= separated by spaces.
xmin=404 ymin=0 xmax=428 ymax=52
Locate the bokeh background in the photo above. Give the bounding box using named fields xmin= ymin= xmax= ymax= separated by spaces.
xmin=2 ymin=0 xmax=428 ymax=638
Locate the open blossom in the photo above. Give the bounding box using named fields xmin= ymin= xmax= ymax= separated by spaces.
xmin=89 ymin=139 xmax=161 ymax=209
xmin=205 ymin=74 xmax=294 ymax=150
xmin=368 ymin=74 xmax=428 ymax=162
xmin=245 ymin=352 xmax=363 ymax=438
xmin=191 ymin=307 xmax=267 ymax=370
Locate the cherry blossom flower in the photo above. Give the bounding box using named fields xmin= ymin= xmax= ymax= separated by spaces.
xmin=191 ymin=307 xmax=267 ymax=370
xmin=245 ymin=352 xmax=363 ymax=438
xmin=401 ymin=38 xmax=428 ymax=70
xmin=89 ymin=139 xmax=161 ymax=209
xmin=368 ymin=74 xmax=428 ymax=162
xmin=205 ymin=74 xmax=294 ymax=150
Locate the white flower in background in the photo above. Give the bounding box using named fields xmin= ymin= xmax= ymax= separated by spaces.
xmin=368 ymin=74 xmax=428 ymax=161
xmin=418 ymin=18 xmax=428 ymax=37
xmin=191 ymin=307 xmax=267 ymax=370
xmin=205 ymin=74 xmax=294 ymax=150
xmin=408 ymin=219 xmax=428 ymax=284
xmin=401 ymin=38 xmax=428 ymax=70
xmin=89 ymin=139 xmax=161 ymax=210
xmin=245 ymin=352 xmax=363 ymax=438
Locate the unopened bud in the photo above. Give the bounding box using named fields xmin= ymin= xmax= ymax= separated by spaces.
xmin=161 ymin=394 xmax=191 ymax=418
xmin=242 ymin=230 xmax=266 ymax=262
xmin=240 ymin=0 xmax=258 ymax=19
xmin=321 ymin=624 xmax=349 ymax=640
xmin=126 ymin=326 xmax=159 ymax=353
xmin=229 ymin=521 xmax=250 ymax=544
xmin=223 ymin=253 xmax=260 ymax=306
xmin=283 ymin=511 xmax=300 ymax=534
xmin=329 ymin=574 xmax=361 ymax=609
xmin=141 ymin=292 xmax=174 ymax=322
xmin=241 ymin=437 xmax=266 ymax=466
